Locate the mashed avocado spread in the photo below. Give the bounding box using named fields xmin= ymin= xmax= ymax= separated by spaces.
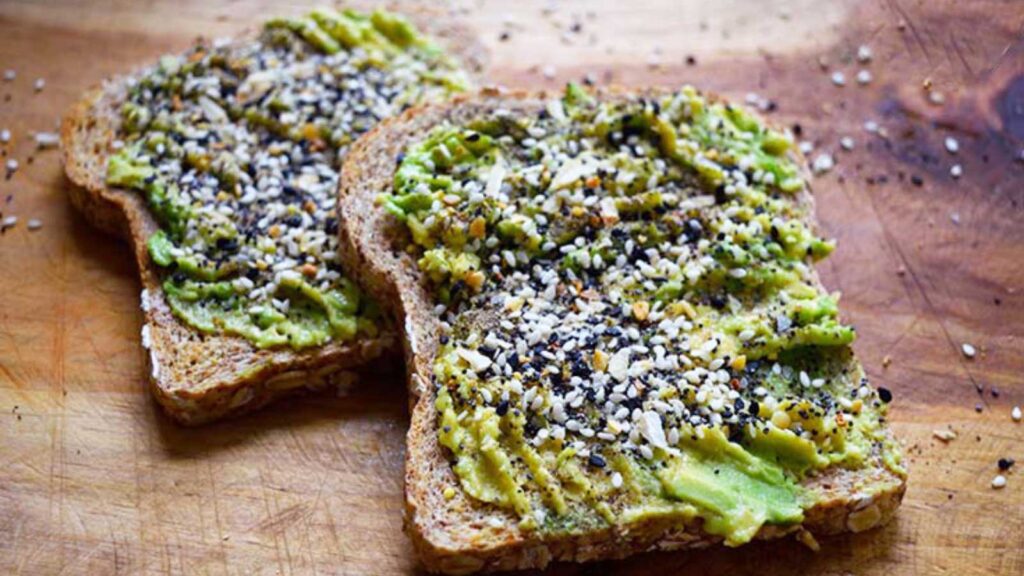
xmin=108 ymin=8 xmax=468 ymax=348
xmin=384 ymin=86 xmax=905 ymax=542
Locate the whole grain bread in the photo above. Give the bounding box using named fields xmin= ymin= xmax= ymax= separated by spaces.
xmin=338 ymin=88 xmax=907 ymax=573
xmin=60 ymin=7 xmax=486 ymax=425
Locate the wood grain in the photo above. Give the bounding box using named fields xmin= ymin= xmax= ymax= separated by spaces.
xmin=1 ymin=0 xmax=1022 ymax=574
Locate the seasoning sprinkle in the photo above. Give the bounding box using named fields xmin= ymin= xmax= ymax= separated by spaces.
xmin=812 ymin=153 xmax=834 ymax=174
xmin=944 ymin=136 xmax=959 ymax=154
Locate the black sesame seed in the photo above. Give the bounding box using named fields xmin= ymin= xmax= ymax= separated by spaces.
xmin=495 ymin=400 xmax=509 ymax=416
xmin=998 ymin=458 xmax=1015 ymax=471
xmin=877 ymin=387 xmax=893 ymax=403
xmin=588 ymin=453 xmax=606 ymax=468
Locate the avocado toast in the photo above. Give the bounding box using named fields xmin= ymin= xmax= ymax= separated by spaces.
xmin=60 ymin=7 xmax=484 ymax=424
xmin=339 ymin=86 xmax=907 ymax=573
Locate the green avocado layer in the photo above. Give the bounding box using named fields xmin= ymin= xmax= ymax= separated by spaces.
xmin=384 ymin=86 xmax=904 ymax=541
xmin=108 ymin=8 xmax=468 ymax=349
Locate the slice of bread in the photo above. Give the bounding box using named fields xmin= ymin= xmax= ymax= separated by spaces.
xmin=338 ymin=88 xmax=907 ymax=573
xmin=60 ymin=8 xmax=485 ymax=425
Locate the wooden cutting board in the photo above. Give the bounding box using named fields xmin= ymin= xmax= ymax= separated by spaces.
xmin=1 ymin=0 xmax=1021 ymax=574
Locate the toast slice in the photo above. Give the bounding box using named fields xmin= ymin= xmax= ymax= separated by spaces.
xmin=339 ymin=87 xmax=907 ymax=573
xmin=60 ymin=7 xmax=485 ymax=425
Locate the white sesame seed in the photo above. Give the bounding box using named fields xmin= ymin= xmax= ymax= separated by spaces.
xmin=944 ymin=136 xmax=959 ymax=154
xmin=840 ymin=136 xmax=855 ymax=150
xmin=991 ymin=475 xmax=1006 ymax=489
xmin=857 ymin=45 xmax=873 ymax=63
xmin=799 ymin=371 xmax=811 ymax=387
xmin=856 ymin=69 xmax=872 ymax=85
xmin=611 ymin=472 xmax=623 ymax=488
xmin=1012 ymin=405 xmax=1022 ymax=422
xmin=34 ymin=132 xmax=59 ymax=149
xmin=0 ymin=129 xmax=9 ymax=143
xmin=1 ymin=215 xmax=16 ymax=228
xmin=33 ymin=78 xmax=45 ymax=92
xmin=3 ymin=70 xmax=14 ymax=81
xmin=831 ymin=71 xmax=846 ymax=86
xmin=541 ymin=65 xmax=556 ymax=80
xmin=5 ymin=159 xmax=18 ymax=172
xmin=961 ymin=343 xmax=976 ymax=358
xmin=864 ymin=120 xmax=879 ymax=133
xmin=812 ymin=153 xmax=834 ymax=175
xmin=950 ymin=164 xmax=962 ymax=178
xmin=27 ymin=218 xmax=41 ymax=231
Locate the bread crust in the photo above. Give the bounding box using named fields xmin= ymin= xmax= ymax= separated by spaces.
xmin=337 ymin=87 xmax=907 ymax=573
xmin=59 ymin=7 xmax=485 ymax=425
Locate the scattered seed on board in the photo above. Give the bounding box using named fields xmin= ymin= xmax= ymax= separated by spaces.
xmin=1 ymin=215 xmax=17 ymax=228
xmin=831 ymin=71 xmax=846 ymax=86
xmin=5 ymin=159 xmax=18 ymax=173
xmin=33 ymin=78 xmax=45 ymax=92
xmin=950 ymin=164 xmax=962 ymax=179
xmin=933 ymin=429 xmax=957 ymax=442
xmin=812 ymin=153 xmax=834 ymax=174
xmin=857 ymin=44 xmax=872 ymax=63
xmin=961 ymin=343 xmax=976 ymax=358
xmin=34 ymin=132 xmax=59 ymax=149
xmin=1013 ymin=405 xmax=1022 ymax=422
xmin=27 ymin=218 xmax=41 ymax=231
xmin=0 ymin=129 xmax=9 ymax=143
xmin=840 ymin=136 xmax=855 ymax=151
xmin=991 ymin=475 xmax=1006 ymax=489
xmin=856 ymin=69 xmax=872 ymax=85
xmin=2 ymin=69 xmax=14 ymax=82
xmin=945 ymin=136 xmax=959 ymax=154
